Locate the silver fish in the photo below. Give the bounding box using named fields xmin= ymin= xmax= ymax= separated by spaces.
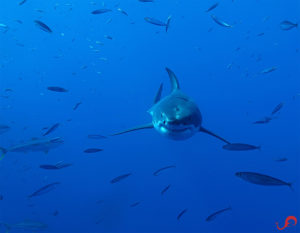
xmin=0 ymin=23 xmax=8 ymax=33
xmin=144 ymin=16 xmax=171 ymax=32
xmin=153 ymin=165 xmax=176 ymax=176
xmin=34 ymin=20 xmax=52 ymax=33
xmin=87 ymin=134 xmax=107 ymax=139
xmin=43 ymin=123 xmax=60 ymax=136
xmin=271 ymin=102 xmax=284 ymax=115
xmin=253 ymin=117 xmax=272 ymax=124
xmin=110 ymin=173 xmax=132 ymax=183
xmin=177 ymin=209 xmax=188 ymax=220
xmin=47 ymin=86 xmax=68 ymax=92
xmin=280 ymin=20 xmax=298 ymax=31
xmin=0 ymin=125 xmax=10 ymax=134
xmin=223 ymin=143 xmax=260 ymax=151
xmin=91 ymin=9 xmax=112 ymax=14
xmin=130 ymin=202 xmax=141 ymax=207
xmin=73 ymin=102 xmax=82 ymax=110
xmin=19 ymin=0 xmax=27 ymax=5
xmin=206 ymin=2 xmax=219 ymax=12
xmin=274 ymin=157 xmax=288 ymax=162
xmin=117 ymin=8 xmax=128 ymax=16
xmin=211 ymin=15 xmax=232 ymax=28
xmin=161 ymin=184 xmax=171 ymax=195
xmin=236 ymin=172 xmax=292 ymax=189
xmin=28 ymin=182 xmax=60 ymax=198
xmin=261 ymin=66 xmax=277 ymax=74
xmin=206 ymin=207 xmax=232 ymax=222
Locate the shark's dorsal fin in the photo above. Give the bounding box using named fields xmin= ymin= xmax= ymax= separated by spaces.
xmin=199 ymin=126 xmax=231 ymax=144
xmin=154 ymin=83 xmax=163 ymax=104
xmin=111 ymin=123 xmax=153 ymax=136
xmin=165 ymin=67 xmax=180 ymax=91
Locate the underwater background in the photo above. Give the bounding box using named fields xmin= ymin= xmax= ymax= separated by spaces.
xmin=0 ymin=0 xmax=299 ymax=232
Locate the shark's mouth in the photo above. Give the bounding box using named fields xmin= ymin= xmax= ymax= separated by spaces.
xmin=161 ymin=124 xmax=194 ymax=133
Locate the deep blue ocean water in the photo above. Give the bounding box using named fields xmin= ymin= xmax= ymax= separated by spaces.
xmin=0 ymin=0 xmax=299 ymax=232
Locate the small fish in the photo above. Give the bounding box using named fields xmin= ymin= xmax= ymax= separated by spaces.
xmin=106 ymin=18 xmax=112 ymax=24
xmin=28 ymin=182 xmax=60 ymax=198
xmin=40 ymin=162 xmax=71 ymax=170
xmin=55 ymin=161 xmax=72 ymax=169
xmin=84 ymin=148 xmax=103 ymax=153
xmin=0 ymin=23 xmax=8 ymax=33
xmin=236 ymin=172 xmax=292 ymax=189
xmin=257 ymin=32 xmax=265 ymax=36
xmin=139 ymin=0 xmax=154 ymax=2
xmin=223 ymin=143 xmax=261 ymax=151
xmin=161 ymin=184 xmax=171 ymax=195
xmin=253 ymin=117 xmax=272 ymax=124
xmin=117 ymin=8 xmax=128 ymax=16
xmin=153 ymin=165 xmax=176 ymax=176
xmin=274 ymin=157 xmax=288 ymax=162
xmin=104 ymin=35 xmax=113 ymax=40
xmin=91 ymin=9 xmax=112 ymax=14
xmin=211 ymin=15 xmax=232 ymax=28
xmin=19 ymin=0 xmax=27 ymax=5
xmin=15 ymin=20 xmax=23 ymax=24
xmin=271 ymin=102 xmax=284 ymax=115
xmin=0 ymin=195 xmax=3 ymax=200
xmin=43 ymin=123 xmax=60 ymax=136
xmin=35 ymin=9 xmax=45 ymax=13
xmin=206 ymin=2 xmax=219 ymax=12
xmin=47 ymin=86 xmax=68 ymax=92
xmin=73 ymin=102 xmax=82 ymax=111
xmin=110 ymin=173 xmax=132 ymax=184
xmin=53 ymin=210 xmax=59 ymax=216
xmin=130 ymin=202 xmax=140 ymax=207
xmin=87 ymin=134 xmax=107 ymax=139
xmin=34 ymin=20 xmax=52 ymax=33
xmin=40 ymin=164 xmax=59 ymax=170
xmin=144 ymin=15 xmax=172 ymax=32
xmin=206 ymin=207 xmax=232 ymax=222
xmin=280 ymin=20 xmax=298 ymax=31
xmin=177 ymin=209 xmax=188 ymax=220
xmin=0 ymin=125 xmax=10 ymax=134
xmin=260 ymin=66 xmax=277 ymax=74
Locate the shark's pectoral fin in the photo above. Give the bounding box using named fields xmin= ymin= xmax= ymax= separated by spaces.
xmin=199 ymin=126 xmax=231 ymax=144
xmin=165 ymin=67 xmax=180 ymax=91
xmin=111 ymin=123 xmax=154 ymax=136
xmin=154 ymin=83 xmax=163 ymax=104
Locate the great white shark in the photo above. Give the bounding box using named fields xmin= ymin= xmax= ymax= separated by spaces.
xmin=112 ymin=67 xmax=231 ymax=144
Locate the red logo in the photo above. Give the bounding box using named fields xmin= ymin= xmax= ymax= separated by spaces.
xmin=276 ymin=216 xmax=297 ymax=230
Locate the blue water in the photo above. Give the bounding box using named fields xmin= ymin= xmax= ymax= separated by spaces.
xmin=1 ymin=0 xmax=300 ymax=232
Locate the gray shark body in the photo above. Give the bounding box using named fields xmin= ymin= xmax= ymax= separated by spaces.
xmin=0 ymin=137 xmax=63 ymax=160
xmin=112 ymin=68 xmax=230 ymax=144
xmin=8 ymin=137 xmax=64 ymax=153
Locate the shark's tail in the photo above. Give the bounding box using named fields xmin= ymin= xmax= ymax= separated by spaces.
xmin=0 ymin=147 xmax=7 ymax=161
xmin=165 ymin=15 xmax=172 ymax=32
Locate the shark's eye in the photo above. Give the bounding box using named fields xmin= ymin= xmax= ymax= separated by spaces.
xmin=175 ymin=107 xmax=180 ymax=112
